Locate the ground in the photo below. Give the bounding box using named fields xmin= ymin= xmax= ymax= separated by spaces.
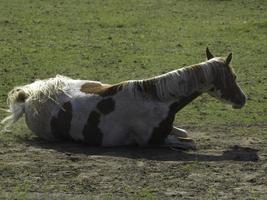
xmin=0 ymin=0 xmax=266 ymax=199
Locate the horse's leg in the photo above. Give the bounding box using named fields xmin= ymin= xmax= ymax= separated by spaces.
xmin=170 ymin=126 xmax=189 ymax=138
xmin=164 ymin=126 xmax=196 ymax=150
xmin=164 ymin=135 xmax=196 ymax=150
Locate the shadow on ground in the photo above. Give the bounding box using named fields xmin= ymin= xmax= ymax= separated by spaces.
xmin=23 ymin=138 xmax=259 ymax=162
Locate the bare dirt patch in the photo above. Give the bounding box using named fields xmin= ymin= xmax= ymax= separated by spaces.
xmin=0 ymin=126 xmax=266 ymax=199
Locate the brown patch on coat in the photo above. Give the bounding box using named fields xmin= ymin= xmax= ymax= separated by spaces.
xmin=80 ymin=82 xmax=111 ymax=94
xmin=16 ymin=90 xmax=28 ymax=102
xmin=81 ymin=97 xmax=116 ymax=146
xmin=51 ymin=101 xmax=73 ymax=140
xmin=97 ymin=98 xmax=115 ymax=115
xmin=82 ymin=110 xmax=103 ymax=146
xmin=148 ymin=92 xmax=200 ymax=145
xmin=80 ymin=82 xmax=125 ymax=97
xmin=186 ymin=64 xmax=206 ymax=87
xmin=134 ymin=79 xmax=158 ymax=99
xmin=141 ymin=79 xmax=158 ymax=98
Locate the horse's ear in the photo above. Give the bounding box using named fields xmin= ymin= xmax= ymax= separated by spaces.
xmin=226 ymin=53 xmax=232 ymax=65
xmin=206 ymin=47 xmax=214 ymax=60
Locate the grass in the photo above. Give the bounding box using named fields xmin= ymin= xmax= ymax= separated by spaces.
xmin=0 ymin=0 xmax=266 ymax=199
xmin=0 ymin=0 xmax=266 ymax=127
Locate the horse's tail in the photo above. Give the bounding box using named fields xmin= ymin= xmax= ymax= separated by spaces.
xmin=1 ymin=75 xmax=70 ymax=131
xmin=1 ymin=87 xmax=29 ymax=129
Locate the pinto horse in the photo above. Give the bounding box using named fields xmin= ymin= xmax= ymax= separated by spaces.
xmin=1 ymin=48 xmax=246 ymax=149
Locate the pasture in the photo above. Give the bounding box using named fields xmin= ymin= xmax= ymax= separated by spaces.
xmin=0 ymin=0 xmax=266 ymax=199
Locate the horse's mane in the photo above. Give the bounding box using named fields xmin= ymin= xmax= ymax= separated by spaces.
xmin=120 ymin=57 xmax=229 ymax=101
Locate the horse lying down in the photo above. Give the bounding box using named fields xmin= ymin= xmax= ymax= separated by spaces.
xmin=1 ymin=48 xmax=246 ymax=150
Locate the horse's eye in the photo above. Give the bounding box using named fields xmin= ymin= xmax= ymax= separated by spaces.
xmin=233 ymin=75 xmax=237 ymax=80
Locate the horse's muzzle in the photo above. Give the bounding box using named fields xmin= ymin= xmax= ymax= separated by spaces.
xmin=232 ymin=104 xmax=244 ymax=109
xmin=232 ymin=94 xmax=246 ymax=109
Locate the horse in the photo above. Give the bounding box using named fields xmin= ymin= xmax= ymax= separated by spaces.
xmin=1 ymin=48 xmax=246 ymax=150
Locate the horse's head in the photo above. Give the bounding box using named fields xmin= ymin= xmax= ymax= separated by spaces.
xmin=206 ymin=48 xmax=246 ymax=109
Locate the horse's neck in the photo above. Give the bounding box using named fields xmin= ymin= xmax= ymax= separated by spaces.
xmin=169 ymin=91 xmax=201 ymax=114
xmin=140 ymin=63 xmax=213 ymax=101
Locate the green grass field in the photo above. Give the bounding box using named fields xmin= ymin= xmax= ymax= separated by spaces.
xmin=0 ymin=0 xmax=266 ymax=199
